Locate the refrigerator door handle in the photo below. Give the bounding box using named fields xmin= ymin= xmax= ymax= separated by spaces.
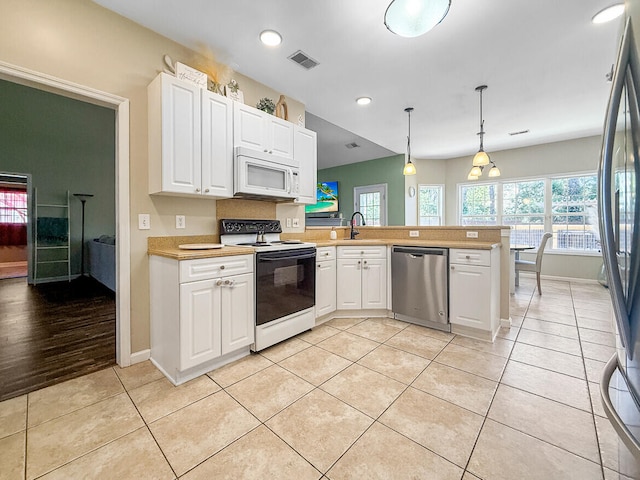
xmin=599 ymin=17 xmax=635 ymax=352
xmin=600 ymin=353 xmax=640 ymax=460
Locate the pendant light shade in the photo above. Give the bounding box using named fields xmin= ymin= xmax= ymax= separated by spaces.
xmin=467 ymin=85 xmax=500 ymax=179
xmin=472 ymin=149 xmax=490 ymax=167
xmin=403 ymin=107 xmax=417 ymax=176
xmin=384 ymin=0 xmax=451 ymax=37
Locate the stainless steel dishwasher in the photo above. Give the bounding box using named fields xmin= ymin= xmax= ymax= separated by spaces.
xmin=391 ymin=246 xmax=449 ymax=331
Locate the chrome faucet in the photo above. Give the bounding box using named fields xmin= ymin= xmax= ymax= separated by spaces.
xmin=350 ymin=211 xmax=366 ymax=239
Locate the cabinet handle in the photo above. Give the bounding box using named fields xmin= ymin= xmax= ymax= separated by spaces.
xmin=451 ymin=266 xmax=455 ymax=270
xmin=360 ymin=251 xmax=364 ymax=254
xmin=465 ymin=255 xmax=470 ymax=259
xmin=269 ymin=150 xmax=273 ymax=154
xmin=317 ymin=264 xmax=321 ymax=268
xmin=226 ymin=279 xmax=234 ymax=286
xmin=216 ymin=279 xmax=223 ymax=286
xmin=220 ymin=265 xmax=225 ymax=270
xmin=204 ymin=188 xmax=210 ymax=193
xmin=324 ymin=252 xmax=330 ymax=256
xmin=195 ymin=188 xmax=201 ymax=193
xmin=264 ymin=149 xmax=268 ymax=153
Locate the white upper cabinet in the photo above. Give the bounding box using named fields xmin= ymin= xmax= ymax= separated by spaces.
xmin=148 ymin=73 xmax=233 ymax=198
xmin=233 ymin=103 xmax=294 ymax=160
xmin=294 ymin=126 xmax=317 ymax=204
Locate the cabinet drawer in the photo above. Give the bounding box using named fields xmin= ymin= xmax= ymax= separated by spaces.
xmin=180 ymin=254 xmax=253 ymax=282
xmin=450 ymin=249 xmax=490 ymax=267
xmin=337 ymin=245 xmax=386 ymax=259
xmin=316 ymin=246 xmax=336 ymax=261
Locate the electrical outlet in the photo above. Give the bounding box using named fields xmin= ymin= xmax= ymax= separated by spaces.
xmin=138 ymin=214 xmax=150 ymax=230
xmin=176 ymin=215 xmax=186 ymax=229
xmin=409 ymin=230 xmax=419 ymax=237
xmin=466 ymin=231 xmax=479 ymax=238
xmin=286 ymin=218 xmax=292 ymax=228
xmin=292 ymin=218 xmax=300 ymax=228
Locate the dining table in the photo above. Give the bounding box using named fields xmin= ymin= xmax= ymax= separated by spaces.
xmin=510 ymin=244 xmax=535 ymax=293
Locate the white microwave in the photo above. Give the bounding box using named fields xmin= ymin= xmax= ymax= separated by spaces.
xmin=234 ymin=147 xmax=300 ymax=201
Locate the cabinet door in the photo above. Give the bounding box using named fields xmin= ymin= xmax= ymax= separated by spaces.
xmin=234 ymin=103 xmax=268 ymax=151
xmin=362 ymin=258 xmax=387 ymax=309
xmin=220 ymin=272 xmax=255 ymax=355
xmin=160 ymin=75 xmax=202 ymax=194
xmin=269 ymin=116 xmax=294 ymax=159
xmin=294 ymin=126 xmax=317 ymax=204
xmin=316 ymin=260 xmax=336 ymax=318
xmin=180 ymin=279 xmax=221 ymax=370
xmin=449 ymin=264 xmax=491 ymax=330
xmin=201 ymin=91 xmax=233 ymax=197
xmin=336 ymin=259 xmax=362 ymax=309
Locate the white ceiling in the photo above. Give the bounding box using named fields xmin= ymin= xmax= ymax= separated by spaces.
xmin=94 ymin=0 xmax=622 ymax=169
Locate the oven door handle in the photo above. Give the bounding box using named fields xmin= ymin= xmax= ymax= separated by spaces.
xmin=258 ymin=253 xmax=316 ymax=262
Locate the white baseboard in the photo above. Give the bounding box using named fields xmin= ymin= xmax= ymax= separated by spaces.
xmin=129 ymin=349 xmax=150 ymax=364
xmin=519 ymin=272 xmax=601 ymax=285
xmin=501 ymin=317 xmax=512 ymax=328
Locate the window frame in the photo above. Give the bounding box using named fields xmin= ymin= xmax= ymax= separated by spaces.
xmin=0 ymin=188 xmax=28 ymax=224
xmin=417 ymin=184 xmax=444 ymax=226
xmin=457 ymin=171 xmax=600 ymax=255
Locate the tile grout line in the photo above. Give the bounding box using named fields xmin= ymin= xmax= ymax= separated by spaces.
xmin=570 ymin=282 xmax=607 ymax=479
xmin=458 ymin=281 xmax=535 ymax=477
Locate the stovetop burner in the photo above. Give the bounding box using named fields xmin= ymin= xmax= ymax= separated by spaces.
xmin=220 ymin=219 xmax=315 ymax=251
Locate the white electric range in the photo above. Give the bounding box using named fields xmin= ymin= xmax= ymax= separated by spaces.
xmin=220 ymin=219 xmax=316 ymax=351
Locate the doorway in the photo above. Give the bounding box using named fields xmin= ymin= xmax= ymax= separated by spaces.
xmin=0 ymin=61 xmax=131 ymax=400
xmin=0 ymin=174 xmax=29 ymax=280
xmin=354 ymin=184 xmax=388 ymax=226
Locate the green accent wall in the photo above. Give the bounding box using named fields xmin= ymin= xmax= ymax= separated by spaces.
xmin=0 ymin=79 xmax=115 ymax=278
xmin=317 ymin=154 xmax=405 ymax=226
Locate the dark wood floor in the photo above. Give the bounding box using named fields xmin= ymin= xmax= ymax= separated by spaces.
xmin=0 ymin=276 xmax=116 ymax=401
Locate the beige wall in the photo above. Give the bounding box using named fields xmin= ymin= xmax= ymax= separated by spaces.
xmin=404 ymin=157 xmax=447 ymax=225
xmin=0 ymin=0 xmax=305 ymax=353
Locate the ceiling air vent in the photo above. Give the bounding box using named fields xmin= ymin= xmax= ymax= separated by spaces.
xmin=288 ymin=50 xmax=319 ymax=70
xmin=345 ymin=142 xmax=360 ymax=149
xmin=509 ymin=129 xmax=530 ymax=136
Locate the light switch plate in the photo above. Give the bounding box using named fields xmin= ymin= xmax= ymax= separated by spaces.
xmin=409 ymin=230 xmax=419 ymax=237
xmin=286 ymin=218 xmax=292 ymax=228
xmin=138 ymin=214 xmax=150 ymax=230
xmin=176 ymin=215 xmax=186 ymax=229
xmin=466 ymin=231 xmax=479 ymax=238
xmin=292 ymin=218 xmax=300 ymax=228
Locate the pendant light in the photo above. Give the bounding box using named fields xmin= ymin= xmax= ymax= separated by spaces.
xmin=468 ymin=85 xmax=500 ymax=180
xmin=384 ymin=0 xmax=451 ymax=38
xmin=403 ymin=107 xmax=417 ymax=176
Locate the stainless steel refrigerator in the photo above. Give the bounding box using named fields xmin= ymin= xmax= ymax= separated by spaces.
xmin=599 ymin=15 xmax=640 ymax=461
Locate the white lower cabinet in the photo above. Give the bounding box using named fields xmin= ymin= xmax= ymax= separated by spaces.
xmin=150 ymin=254 xmax=254 ymax=385
xmin=336 ymin=246 xmax=387 ymax=310
xmin=315 ymin=247 xmax=336 ymax=318
xmin=449 ymin=248 xmax=500 ymax=340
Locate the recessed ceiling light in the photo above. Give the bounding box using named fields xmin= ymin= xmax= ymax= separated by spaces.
xmin=356 ymin=97 xmax=372 ymax=105
xmin=260 ymin=30 xmax=282 ymax=46
xmin=592 ymin=4 xmax=624 ymax=24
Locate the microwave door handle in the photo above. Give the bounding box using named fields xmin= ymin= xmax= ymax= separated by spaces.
xmin=286 ymin=168 xmax=292 ymax=194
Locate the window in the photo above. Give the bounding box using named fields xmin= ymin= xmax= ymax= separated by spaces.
xmin=418 ymin=185 xmax=444 ymax=225
xmin=354 ymin=184 xmax=387 ymax=226
xmin=503 ymin=179 xmax=545 ymax=246
xmin=459 ymin=183 xmax=498 ymax=225
xmin=458 ymin=173 xmax=599 ymax=253
xmin=0 ymin=189 xmax=27 ymax=224
xmin=551 ymin=175 xmax=598 ymax=251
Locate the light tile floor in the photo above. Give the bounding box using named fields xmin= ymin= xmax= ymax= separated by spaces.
xmin=2 ymin=277 xmax=640 ymax=479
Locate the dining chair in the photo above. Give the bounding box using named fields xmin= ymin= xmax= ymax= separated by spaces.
xmin=515 ymin=232 xmax=553 ymax=295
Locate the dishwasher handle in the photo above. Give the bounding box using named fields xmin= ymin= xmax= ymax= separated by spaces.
xmin=392 ymin=246 xmax=448 ymax=257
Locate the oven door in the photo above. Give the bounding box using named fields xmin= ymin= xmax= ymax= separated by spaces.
xmin=256 ymin=248 xmax=316 ymax=326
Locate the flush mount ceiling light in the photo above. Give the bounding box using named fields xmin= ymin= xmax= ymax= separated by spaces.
xmin=356 ymin=97 xmax=372 ymax=105
xmin=259 ymin=30 xmax=282 ymax=46
xmin=468 ymin=85 xmax=500 ymax=180
xmin=403 ymin=107 xmax=417 ymax=176
xmin=592 ymin=4 xmax=624 ymax=24
xmin=384 ymin=0 xmax=451 ymax=38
